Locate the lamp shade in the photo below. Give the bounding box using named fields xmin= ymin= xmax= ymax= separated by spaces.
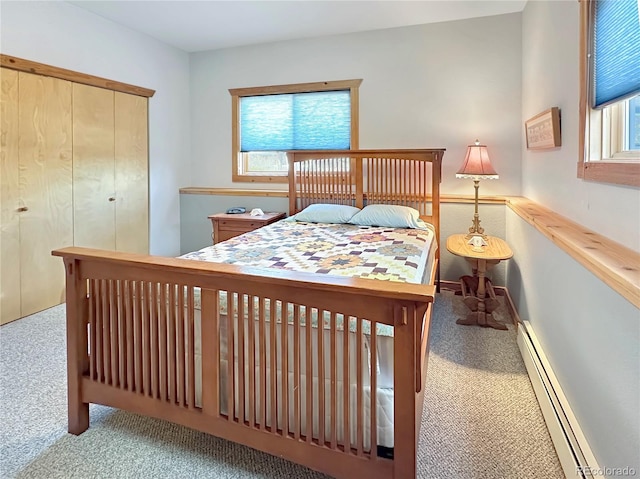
xmin=456 ymin=140 xmax=499 ymax=180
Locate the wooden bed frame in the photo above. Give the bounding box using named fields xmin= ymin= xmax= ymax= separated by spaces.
xmin=53 ymin=149 xmax=444 ymax=479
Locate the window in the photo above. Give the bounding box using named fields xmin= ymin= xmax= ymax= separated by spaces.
xmin=579 ymin=0 xmax=640 ymax=187
xmin=229 ymin=79 xmax=362 ymax=183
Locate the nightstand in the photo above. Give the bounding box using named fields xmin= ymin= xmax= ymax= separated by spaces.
xmin=208 ymin=212 xmax=286 ymax=244
xmin=446 ymin=234 xmax=513 ymax=330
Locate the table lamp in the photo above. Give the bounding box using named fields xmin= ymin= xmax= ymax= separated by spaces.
xmin=456 ymin=140 xmax=498 ymax=239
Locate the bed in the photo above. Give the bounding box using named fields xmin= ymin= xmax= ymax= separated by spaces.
xmin=53 ymin=148 xmax=444 ymax=479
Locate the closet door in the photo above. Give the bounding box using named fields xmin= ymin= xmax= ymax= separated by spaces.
xmin=19 ymin=72 xmax=73 ymax=317
xmin=1 ymin=68 xmax=20 ymax=324
xmin=73 ymin=83 xmax=116 ymax=250
xmin=115 ymin=92 xmax=149 ymax=254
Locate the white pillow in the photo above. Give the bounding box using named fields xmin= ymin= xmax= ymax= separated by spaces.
xmin=286 ymin=203 xmax=361 ymax=224
xmin=349 ymin=204 xmax=429 ymax=230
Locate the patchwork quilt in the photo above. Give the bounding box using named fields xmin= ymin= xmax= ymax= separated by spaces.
xmin=180 ymin=220 xmax=436 ymax=337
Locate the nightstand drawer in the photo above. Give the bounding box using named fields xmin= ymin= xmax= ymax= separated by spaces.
xmin=218 ymin=220 xmax=263 ymax=231
xmin=216 ymin=229 xmax=243 ymax=243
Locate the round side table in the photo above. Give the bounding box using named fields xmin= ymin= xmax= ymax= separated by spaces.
xmin=446 ymin=234 xmax=513 ymax=330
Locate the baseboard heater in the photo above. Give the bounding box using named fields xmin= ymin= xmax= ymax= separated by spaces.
xmin=517 ymin=320 xmax=600 ymax=479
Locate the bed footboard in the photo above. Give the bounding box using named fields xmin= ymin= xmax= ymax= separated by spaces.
xmin=54 ymin=247 xmax=435 ymax=479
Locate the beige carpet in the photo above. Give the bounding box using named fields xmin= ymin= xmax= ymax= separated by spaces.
xmin=0 ymin=291 xmax=563 ymax=479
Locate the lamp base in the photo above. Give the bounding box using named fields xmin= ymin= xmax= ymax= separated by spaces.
xmin=465 ymin=232 xmax=487 ymax=240
xmin=465 ymin=212 xmax=486 ymax=239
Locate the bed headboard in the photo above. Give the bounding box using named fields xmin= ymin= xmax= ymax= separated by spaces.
xmin=288 ymin=148 xmax=445 ymax=238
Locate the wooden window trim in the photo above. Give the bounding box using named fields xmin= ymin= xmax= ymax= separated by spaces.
xmin=578 ymin=0 xmax=640 ymax=187
xmin=0 ymin=54 xmax=155 ymax=98
xmin=229 ymin=79 xmax=362 ymax=184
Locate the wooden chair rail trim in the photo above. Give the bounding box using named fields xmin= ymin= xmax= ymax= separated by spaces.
xmin=1 ymin=54 xmax=155 ymax=98
xmin=179 ymin=187 xmax=506 ymax=205
xmin=506 ymin=197 xmax=640 ymax=308
xmin=53 ymin=247 xmax=435 ymax=304
xmin=180 ymin=187 xmax=288 ymax=197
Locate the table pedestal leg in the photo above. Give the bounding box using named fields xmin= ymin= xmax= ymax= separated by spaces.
xmin=456 ymin=258 xmax=508 ymax=331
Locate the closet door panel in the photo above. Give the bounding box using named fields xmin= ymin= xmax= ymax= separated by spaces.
xmin=18 ymin=72 xmax=73 ymax=317
xmin=115 ymin=92 xmax=148 ymax=254
xmin=1 ymin=68 xmax=21 ymax=324
xmin=73 ymin=83 xmax=116 ymax=250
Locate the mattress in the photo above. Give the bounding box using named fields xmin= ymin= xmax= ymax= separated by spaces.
xmin=181 ymin=220 xmax=437 ymax=449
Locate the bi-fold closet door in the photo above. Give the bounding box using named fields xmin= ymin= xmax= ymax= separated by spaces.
xmin=72 ymin=83 xmax=149 ymax=254
xmin=0 ymin=69 xmax=148 ymax=325
xmin=1 ymin=69 xmax=74 ymax=324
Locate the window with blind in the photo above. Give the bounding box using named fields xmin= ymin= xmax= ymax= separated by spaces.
xmin=579 ymin=0 xmax=640 ymax=186
xmin=229 ymin=79 xmax=362 ymax=183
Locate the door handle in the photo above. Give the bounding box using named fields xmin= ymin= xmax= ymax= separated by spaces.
xmin=17 ymin=206 xmax=28 ymax=212
xmin=108 ymin=197 xmax=116 ymax=202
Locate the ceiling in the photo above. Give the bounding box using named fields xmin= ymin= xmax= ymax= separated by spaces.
xmin=68 ymin=1 xmax=527 ymax=53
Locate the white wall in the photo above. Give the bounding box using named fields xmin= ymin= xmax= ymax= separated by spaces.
xmin=516 ymin=0 xmax=640 ymax=471
xmin=521 ymin=0 xmax=640 ymax=253
xmin=0 ymin=1 xmax=191 ymax=256
xmin=190 ymin=13 xmax=522 ymax=198
xmin=187 ymin=13 xmax=521 ymax=285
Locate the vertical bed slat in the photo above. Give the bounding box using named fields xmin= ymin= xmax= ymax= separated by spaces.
xmin=109 ymin=280 xmax=118 ymax=388
xmin=125 ymin=281 xmax=134 ymax=392
xmin=330 ymin=311 xmax=337 ymax=450
xmin=331 ymin=158 xmax=336 ymax=204
xmin=187 ymin=286 xmax=195 ymax=409
xmin=259 ymin=297 xmax=267 ymax=430
xmin=176 ymin=285 xmax=185 ymax=407
xmin=168 ymin=284 xmax=177 ymax=403
xmin=102 ymin=279 xmax=111 ymax=386
xmin=281 ymin=301 xmax=289 ymax=437
xmin=159 ymin=283 xmax=168 ymax=402
xmin=394 ymin=158 xmax=400 ymax=205
xmin=416 ymin=160 xmax=421 ymax=208
xmin=370 ymin=158 xmax=375 ymax=204
xmin=385 ymin=157 xmax=391 ymax=203
xmin=150 ymin=282 xmax=159 ymax=399
xmin=134 ymin=282 xmax=143 ymax=394
xmin=343 ymin=315 xmax=350 ymax=452
xmin=237 ymin=293 xmax=246 ymax=423
xmin=270 ymin=299 xmax=277 ymax=433
xmin=248 ymin=295 xmax=256 ymax=428
xmin=309 ymin=160 xmax=315 ymax=205
xmin=299 ymin=163 xmax=306 ymax=211
xmin=305 ymin=305 xmax=312 ymax=444
xmin=226 ymin=292 xmax=235 ymax=418
xmin=293 ymin=304 xmax=301 ymax=440
xmin=142 ymin=282 xmax=151 ymax=396
xmin=117 ymin=280 xmax=125 ymax=388
xmin=319 ymin=159 xmax=325 ymax=204
xmin=318 ymin=309 xmax=325 ymax=445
